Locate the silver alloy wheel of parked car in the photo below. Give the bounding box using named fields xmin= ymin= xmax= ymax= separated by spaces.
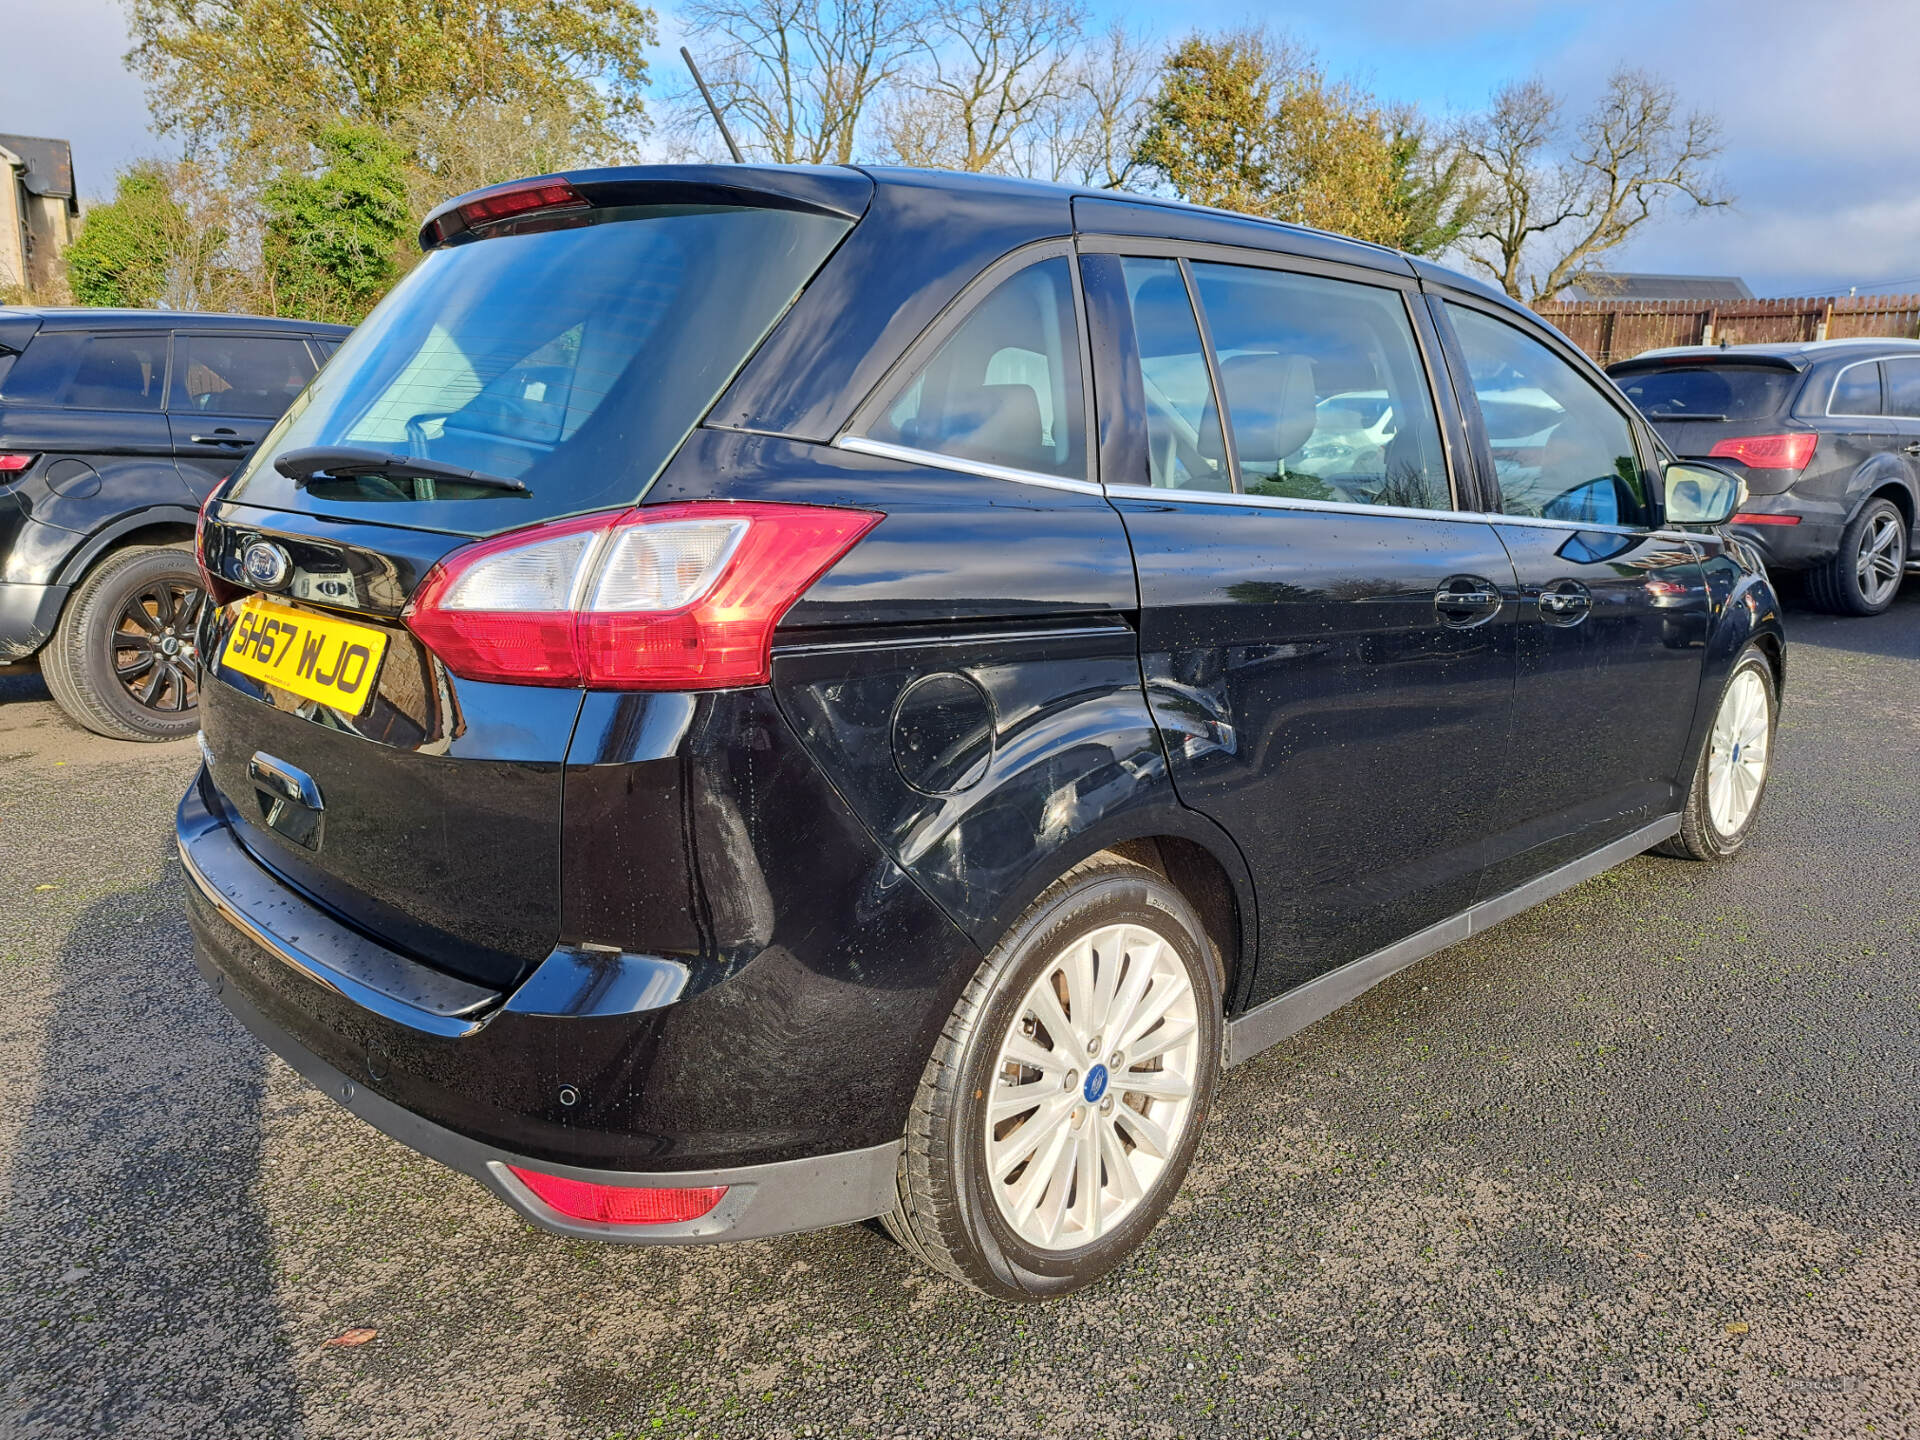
xmin=1855 ymin=508 xmax=1905 ymax=610
xmin=1706 ymin=665 xmax=1772 ymax=836
xmin=984 ymin=921 xmax=1201 ymax=1252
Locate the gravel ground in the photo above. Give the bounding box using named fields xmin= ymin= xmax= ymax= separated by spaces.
xmin=2 ymin=582 xmax=1917 ymax=1440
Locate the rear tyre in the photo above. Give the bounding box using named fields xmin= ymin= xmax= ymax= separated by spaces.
xmin=884 ymin=855 xmax=1223 ymax=1300
xmin=1657 ymin=645 xmax=1776 ymax=861
xmin=39 ymin=545 xmax=205 ymax=742
xmin=1806 ymin=497 xmax=1905 ymax=616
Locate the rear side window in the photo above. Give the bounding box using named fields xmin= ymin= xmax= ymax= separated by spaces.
xmin=859 ymin=257 xmax=1087 ymax=480
xmin=1884 ymin=357 xmax=1920 ymax=419
xmin=1111 ymin=257 xmax=1228 ymax=492
xmin=1614 ymin=365 xmax=1797 ymax=422
xmin=171 ymin=334 xmax=317 ymax=417
xmin=1189 ymin=262 xmax=1451 ymax=511
xmin=1828 ymin=362 xmax=1883 ymax=417
xmin=1447 ymin=304 xmax=1650 ymax=527
xmin=0 ymin=331 xmax=167 ymax=410
xmin=231 ymin=204 xmax=853 ymax=536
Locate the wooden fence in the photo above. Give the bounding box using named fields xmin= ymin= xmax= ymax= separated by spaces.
xmin=1533 ymin=294 xmax=1920 ymax=367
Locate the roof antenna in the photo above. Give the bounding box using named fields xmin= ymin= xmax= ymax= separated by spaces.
xmin=681 ymin=47 xmax=745 ymax=165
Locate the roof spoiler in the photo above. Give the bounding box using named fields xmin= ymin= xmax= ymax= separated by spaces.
xmin=1608 ymin=351 xmax=1807 ymax=375
xmin=419 ymin=165 xmax=874 ymax=251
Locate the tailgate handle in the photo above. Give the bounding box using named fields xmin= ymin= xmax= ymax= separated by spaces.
xmin=248 ymin=752 xmax=324 ymax=811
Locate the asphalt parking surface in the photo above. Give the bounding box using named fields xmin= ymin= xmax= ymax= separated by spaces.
xmin=2 ymin=582 xmax=1917 ymax=1440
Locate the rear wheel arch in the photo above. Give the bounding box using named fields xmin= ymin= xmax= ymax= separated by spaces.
xmin=53 ymin=510 xmax=199 ymax=588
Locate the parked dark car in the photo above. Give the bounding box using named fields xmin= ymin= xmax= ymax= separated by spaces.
xmin=179 ymin=166 xmax=1782 ymax=1299
xmin=0 ymin=308 xmax=350 ymax=738
xmin=1609 ymin=339 xmax=1920 ymax=615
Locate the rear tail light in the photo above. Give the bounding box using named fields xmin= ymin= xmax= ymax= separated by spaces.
xmin=195 ymin=474 xmax=242 ymax=606
xmin=507 ymin=1167 xmax=727 ymax=1225
xmin=1708 ymin=433 xmax=1817 ymax=471
xmin=404 ymin=501 xmax=882 ymax=689
xmin=1730 ymin=512 xmax=1802 ymax=526
xmin=0 ymin=452 xmax=36 ymax=474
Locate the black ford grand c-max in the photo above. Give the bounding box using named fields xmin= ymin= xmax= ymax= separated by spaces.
xmin=181 ymin=165 xmax=1782 ymax=1299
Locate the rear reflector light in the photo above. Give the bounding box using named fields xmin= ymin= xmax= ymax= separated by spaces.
xmin=403 ymin=501 xmax=882 ymax=689
xmin=1730 ymin=512 xmax=1802 ymax=526
xmin=507 ymin=1167 xmax=727 ymax=1225
xmin=1708 ymin=433 xmax=1817 ymax=471
xmin=0 ymin=452 xmax=35 ymax=473
xmin=458 ymin=179 xmax=588 ymax=229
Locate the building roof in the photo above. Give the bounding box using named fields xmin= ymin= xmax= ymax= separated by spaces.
xmin=0 ymin=134 xmax=78 ymax=214
xmin=1566 ymin=272 xmax=1755 ymax=302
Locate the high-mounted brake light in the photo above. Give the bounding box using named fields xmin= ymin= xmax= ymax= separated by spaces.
xmin=457 ymin=179 xmax=589 ymax=230
xmin=403 ymin=501 xmax=883 ymax=690
xmin=1708 ymin=433 xmax=1818 ymax=471
xmin=508 ymin=1167 xmax=727 ymax=1225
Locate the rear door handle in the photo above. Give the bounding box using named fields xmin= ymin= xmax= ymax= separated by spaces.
xmin=1903 ymin=442 xmax=1920 ymax=456
xmin=1539 ymin=591 xmax=1591 ymax=615
xmin=190 ymin=433 xmax=248 ymax=447
xmin=1434 ymin=576 xmax=1503 ymax=626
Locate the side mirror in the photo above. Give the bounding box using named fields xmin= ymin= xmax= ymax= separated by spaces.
xmin=1663 ymin=460 xmax=1746 ymax=527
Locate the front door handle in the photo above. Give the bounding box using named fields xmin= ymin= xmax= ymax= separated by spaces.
xmin=1434 ymin=576 xmax=1503 ymax=626
xmin=190 ymin=428 xmax=248 ymax=447
xmin=1539 ymin=590 xmax=1591 ymax=615
xmin=1903 ymin=441 xmax=1920 ymax=456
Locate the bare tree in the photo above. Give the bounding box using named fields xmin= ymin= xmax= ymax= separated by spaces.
xmin=880 ymin=0 xmax=1085 ymax=173
xmin=1020 ymin=22 xmax=1159 ymax=187
xmin=1455 ymin=69 xmax=1730 ymax=303
xmin=676 ymin=0 xmax=929 ymax=164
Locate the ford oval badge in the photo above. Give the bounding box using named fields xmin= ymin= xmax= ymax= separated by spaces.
xmin=241 ymin=540 xmax=292 ymax=590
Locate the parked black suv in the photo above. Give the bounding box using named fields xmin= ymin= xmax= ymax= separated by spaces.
xmin=1610 ymin=339 xmax=1920 ymax=615
xmin=0 ymin=308 xmax=350 ymax=738
xmin=180 ymin=166 xmax=1782 ymax=1299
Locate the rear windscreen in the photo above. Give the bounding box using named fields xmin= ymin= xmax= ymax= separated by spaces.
xmin=230 ymin=203 xmax=852 ymax=535
xmin=1613 ymin=365 xmax=1798 ymax=422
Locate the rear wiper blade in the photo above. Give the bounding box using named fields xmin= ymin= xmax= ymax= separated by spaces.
xmin=1652 ymin=412 xmax=1728 ymax=422
xmin=273 ymin=446 xmax=530 ymax=495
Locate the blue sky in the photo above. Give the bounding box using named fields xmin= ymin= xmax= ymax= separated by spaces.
xmin=12 ymin=0 xmax=1919 ymax=297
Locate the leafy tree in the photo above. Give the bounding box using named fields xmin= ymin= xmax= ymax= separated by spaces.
xmin=1454 ymin=71 xmax=1729 ymax=302
xmin=124 ymin=0 xmax=657 ymax=176
xmin=64 ymin=166 xmax=182 ymax=307
xmin=1135 ymin=28 xmax=1475 ymax=254
xmin=262 ymin=126 xmax=411 ymax=323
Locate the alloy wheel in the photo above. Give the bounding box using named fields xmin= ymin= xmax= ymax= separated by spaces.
xmin=112 ymin=579 xmax=204 ymax=714
xmin=983 ymin=922 xmax=1201 ymax=1252
xmin=1855 ymin=510 xmax=1905 ymax=609
xmin=1706 ymin=666 xmax=1770 ymax=836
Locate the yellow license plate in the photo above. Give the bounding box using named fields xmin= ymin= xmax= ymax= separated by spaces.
xmin=221 ymin=596 xmax=389 ymax=716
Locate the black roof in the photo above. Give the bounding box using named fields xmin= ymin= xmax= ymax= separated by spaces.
xmin=0 ymin=306 xmax=352 ymax=336
xmin=420 ymin=162 xmax=1532 ymax=321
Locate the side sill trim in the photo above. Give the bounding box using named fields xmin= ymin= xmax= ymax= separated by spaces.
xmin=1224 ymin=814 xmax=1681 ymax=1067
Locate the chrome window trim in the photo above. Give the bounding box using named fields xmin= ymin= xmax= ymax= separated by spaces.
xmin=835 ymin=434 xmax=1106 ymax=494
xmin=1825 ymin=357 xmax=1884 ymax=418
xmin=1076 ymin=231 xmax=1417 ymax=291
xmin=1101 ymin=479 xmax=1701 ymax=542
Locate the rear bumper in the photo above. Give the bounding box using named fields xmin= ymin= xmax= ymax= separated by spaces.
xmin=179 ymin=766 xmax=922 ymax=1243
xmin=1726 ymin=493 xmax=1843 ymax=570
xmin=0 ymin=580 xmax=65 ymax=660
xmin=196 ymin=953 xmax=900 ymax=1244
